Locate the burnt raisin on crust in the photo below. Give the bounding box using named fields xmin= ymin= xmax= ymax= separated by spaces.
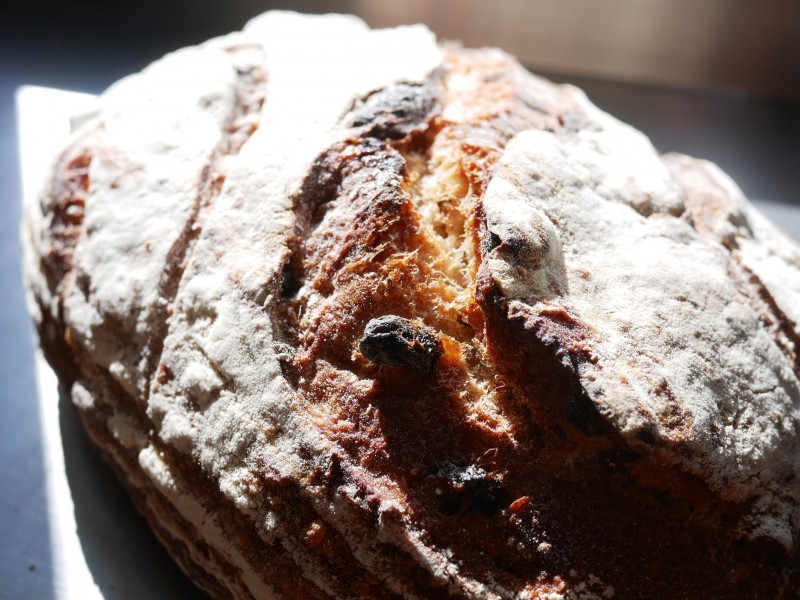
xmin=24 ymin=12 xmax=800 ymax=600
xmin=358 ymin=315 xmax=442 ymax=373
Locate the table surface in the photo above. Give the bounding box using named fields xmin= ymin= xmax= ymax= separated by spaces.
xmin=1 ymin=12 xmax=799 ymax=600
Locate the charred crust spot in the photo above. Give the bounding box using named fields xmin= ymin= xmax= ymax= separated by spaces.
xmin=44 ymin=144 xmax=93 ymax=288
xmin=489 ymin=226 xmax=548 ymax=266
xmin=430 ymin=461 xmax=505 ymax=516
xmin=358 ymin=315 xmax=442 ymax=373
xmin=347 ymin=83 xmax=438 ymax=141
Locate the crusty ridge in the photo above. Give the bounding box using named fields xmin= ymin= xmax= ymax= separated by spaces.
xmin=146 ymin=43 xmax=267 ymax=401
xmin=24 ymin=11 xmax=800 ymax=600
xmin=27 ymin=33 xmax=279 ymax=598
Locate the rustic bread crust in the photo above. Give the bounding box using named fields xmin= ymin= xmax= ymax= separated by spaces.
xmin=24 ymin=11 xmax=800 ymax=599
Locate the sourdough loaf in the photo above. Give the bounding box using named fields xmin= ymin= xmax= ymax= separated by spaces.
xmin=24 ymin=11 xmax=800 ymax=599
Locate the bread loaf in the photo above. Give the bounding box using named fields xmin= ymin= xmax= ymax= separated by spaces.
xmin=23 ymin=11 xmax=800 ymax=599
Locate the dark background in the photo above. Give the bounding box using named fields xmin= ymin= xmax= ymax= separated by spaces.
xmin=1 ymin=2 xmax=798 ymax=598
xmin=3 ymin=0 xmax=799 ymax=205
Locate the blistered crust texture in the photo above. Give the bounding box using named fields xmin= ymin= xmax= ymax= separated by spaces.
xmin=24 ymin=11 xmax=800 ymax=600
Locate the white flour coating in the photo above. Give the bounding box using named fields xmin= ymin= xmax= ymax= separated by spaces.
xmin=484 ymin=175 xmax=567 ymax=302
xmin=663 ymin=153 xmax=800 ymax=336
xmin=149 ymin=6 xmax=441 ymax=502
xmin=106 ymin=414 xmax=147 ymax=450
xmin=143 ymin=11 xmax=476 ymax=597
xmin=61 ymin=42 xmax=244 ymax=398
xmin=482 ymin=116 xmax=800 ymax=547
xmin=138 ymin=444 xmax=280 ymax=599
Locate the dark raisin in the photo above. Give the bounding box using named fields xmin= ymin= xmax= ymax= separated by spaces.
xmin=468 ymin=476 xmax=504 ymax=515
xmin=348 ymin=83 xmax=438 ymax=141
xmin=436 ymin=492 xmax=462 ymax=516
xmin=358 ymin=315 xmax=442 ymax=373
xmin=431 ymin=461 xmax=504 ymax=516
